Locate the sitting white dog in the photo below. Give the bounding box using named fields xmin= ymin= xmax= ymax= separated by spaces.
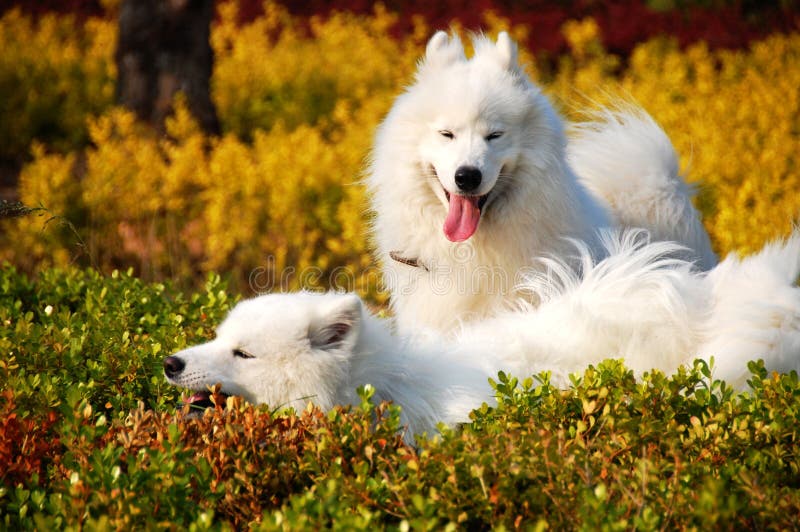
xmin=368 ymin=30 xmax=717 ymax=334
xmin=165 ymin=231 xmax=800 ymax=440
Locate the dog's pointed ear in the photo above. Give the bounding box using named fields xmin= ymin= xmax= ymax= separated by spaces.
xmin=495 ymin=31 xmax=518 ymax=70
xmin=422 ymin=30 xmax=465 ymax=70
xmin=309 ymin=294 xmax=362 ymax=351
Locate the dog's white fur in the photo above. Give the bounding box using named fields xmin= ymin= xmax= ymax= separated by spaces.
xmin=567 ymin=106 xmax=717 ymax=270
xmin=165 ymin=291 xmax=490 ymax=439
xmin=368 ymin=31 xmax=715 ymax=334
xmin=165 ymin=232 xmax=800 ymax=441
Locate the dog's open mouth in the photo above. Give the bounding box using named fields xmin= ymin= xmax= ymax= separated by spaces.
xmin=443 ymin=188 xmax=490 ymax=242
xmin=443 ymin=189 xmax=490 ymax=208
xmin=184 ymin=389 xmax=230 ymax=410
xmin=429 ymin=164 xmax=492 ymax=242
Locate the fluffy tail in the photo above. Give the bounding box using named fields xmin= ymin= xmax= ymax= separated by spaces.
xmin=509 ymin=230 xmax=706 ymax=378
xmin=698 ymin=231 xmax=800 ymax=385
xmin=521 ymin=229 xmax=695 ymax=305
xmin=567 ymin=105 xmax=717 ymax=270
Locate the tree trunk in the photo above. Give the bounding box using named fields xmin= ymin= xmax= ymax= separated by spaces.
xmin=115 ymin=0 xmax=220 ymax=135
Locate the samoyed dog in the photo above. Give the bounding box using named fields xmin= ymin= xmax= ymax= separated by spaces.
xmin=368 ymin=31 xmax=716 ymax=333
xmin=163 ymin=291 xmax=491 ymax=440
xmin=164 ymin=232 xmax=800 ymax=441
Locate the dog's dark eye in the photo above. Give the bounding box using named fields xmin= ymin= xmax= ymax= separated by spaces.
xmin=439 ymin=130 xmax=455 ymax=139
xmin=486 ymin=131 xmax=504 ymax=141
xmin=232 ymin=348 xmax=254 ymax=359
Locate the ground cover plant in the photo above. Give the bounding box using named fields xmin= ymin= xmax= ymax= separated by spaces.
xmin=1 ymin=265 xmax=799 ymax=529
xmin=2 ymin=0 xmax=800 ymax=528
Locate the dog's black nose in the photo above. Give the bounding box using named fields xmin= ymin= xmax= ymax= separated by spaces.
xmin=163 ymin=356 xmax=185 ymax=378
xmin=454 ymin=166 xmax=482 ymax=192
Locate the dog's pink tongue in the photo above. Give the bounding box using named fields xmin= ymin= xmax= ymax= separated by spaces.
xmin=186 ymin=391 xmax=207 ymax=404
xmin=443 ymin=194 xmax=481 ymax=242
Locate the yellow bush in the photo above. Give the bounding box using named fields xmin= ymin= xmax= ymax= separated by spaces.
xmin=0 ymin=9 xmax=115 ymax=159
xmin=11 ymin=144 xmax=81 ymax=269
xmin=3 ymin=3 xmax=799 ymax=299
xmin=551 ymin=30 xmax=800 ymax=254
xmin=212 ymin=1 xmax=417 ymax=138
xmin=6 ymin=95 xmax=388 ymax=297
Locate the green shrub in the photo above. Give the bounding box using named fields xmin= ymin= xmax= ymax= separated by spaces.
xmin=0 ymin=264 xmax=233 ymax=416
xmin=1 ymin=265 xmax=799 ymax=529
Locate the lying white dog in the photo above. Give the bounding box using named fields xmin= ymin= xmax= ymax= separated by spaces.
xmin=165 ymin=232 xmax=800 ymax=440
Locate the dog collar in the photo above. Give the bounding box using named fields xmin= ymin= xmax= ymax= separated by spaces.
xmin=389 ymin=251 xmax=428 ymax=271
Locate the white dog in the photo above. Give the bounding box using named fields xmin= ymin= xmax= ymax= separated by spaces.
xmin=368 ymin=31 xmax=716 ymax=333
xmin=164 ymin=232 xmax=800 ymax=441
xmin=163 ymin=291 xmax=490 ymax=440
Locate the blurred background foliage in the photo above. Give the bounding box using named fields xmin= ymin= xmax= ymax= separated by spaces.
xmin=0 ymin=0 xmax=798 ymax=301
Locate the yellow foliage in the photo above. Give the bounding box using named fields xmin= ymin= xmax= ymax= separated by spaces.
xmin=552 ymin=31 xmax=800 ymax=254
xmin=0 ymin=9 xmax=115 ymax=158
xmin=562 ymin=17 xmax=602 ymax=60
xmin=11 ymin=145 xmax=80 ymax=268
xmin=212 ymin=1 xmax=416 ymax=137
xmin=3 ymin=4 xmax=799 ymax=299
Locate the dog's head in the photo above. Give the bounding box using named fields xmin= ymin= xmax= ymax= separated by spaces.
xmin=404 ymin=31 xmax=564 ymax=242
xmin=164 ymin=292 xmax=363 ymax=412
